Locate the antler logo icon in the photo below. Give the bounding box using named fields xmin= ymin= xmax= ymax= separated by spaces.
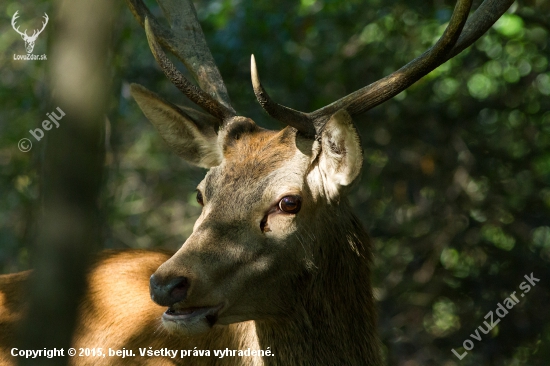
xmin=11 ymin=11 xmax=49 ymax=54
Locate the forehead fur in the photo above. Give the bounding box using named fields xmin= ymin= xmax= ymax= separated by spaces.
xmin=202 ymin=123 xmax=313 ymax=205
xmin=221 ymin=122 xmax=299 ymax=182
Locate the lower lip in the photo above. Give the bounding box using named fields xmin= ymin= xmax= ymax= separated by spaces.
xmin=163 ymin=304 xmax=223 ymax=322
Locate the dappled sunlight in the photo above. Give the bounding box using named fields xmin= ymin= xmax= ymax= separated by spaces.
xmin=1 ymin=0 xmax=549 ymax=364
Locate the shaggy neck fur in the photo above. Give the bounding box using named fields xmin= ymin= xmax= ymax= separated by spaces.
xmin=254 ymin=203 xmax=382 ymax=365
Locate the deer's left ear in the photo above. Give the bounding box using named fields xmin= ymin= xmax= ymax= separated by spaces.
xmin=314 ymin=109 xmax=363 ymax=200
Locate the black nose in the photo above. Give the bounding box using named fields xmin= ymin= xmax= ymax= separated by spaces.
xmin=149 ymin=275 xmax=189 ymax=306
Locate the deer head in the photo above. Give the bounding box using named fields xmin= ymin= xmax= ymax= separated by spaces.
xmin=11 ymin=11 xmax=48 ymax=54
xmin=127 ymin=0 xmax=513 ymax=337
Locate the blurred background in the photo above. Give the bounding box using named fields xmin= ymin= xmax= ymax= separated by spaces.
xmin=1 ymin=0 xmax=549 ymax=365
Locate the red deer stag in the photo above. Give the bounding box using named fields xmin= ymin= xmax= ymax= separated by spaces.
xmin=0 ymin=0 xmax=513 ymax=364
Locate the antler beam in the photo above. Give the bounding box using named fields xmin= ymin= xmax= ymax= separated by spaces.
xmin=126 ymin=0 xmax=234 ymax=113
xmin=253 ymin=0 xmax=515 ymax=131
xmin=144 ymin=18 xmax=236 ymax=121
xmin=309 ymin=0 xmax=473 ymax=120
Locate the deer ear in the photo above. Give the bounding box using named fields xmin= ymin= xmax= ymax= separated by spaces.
xmin=130 ymin=84 xmax=222 ymax=168
xmin=316 ymin=109 xmax=363 ymax=200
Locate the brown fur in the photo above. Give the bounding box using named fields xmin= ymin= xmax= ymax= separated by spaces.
xmin=0 ymin=101 xmax=382 ymax=365
xmin=0 ymin=218 xmax=379 ymax=365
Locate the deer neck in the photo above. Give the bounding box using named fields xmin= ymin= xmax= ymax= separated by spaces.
xmin=254 ymin=207 xmax=381 ymax=365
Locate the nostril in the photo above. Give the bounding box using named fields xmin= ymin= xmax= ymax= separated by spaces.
xmin=149 ymin=275 xmax=189 ymax=306
xmin=169 ymin=277 xmax=189 ymax=302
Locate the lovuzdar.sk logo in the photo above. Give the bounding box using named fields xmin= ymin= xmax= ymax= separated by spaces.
xmin=11 ymin=10 xmax=48 ymax=61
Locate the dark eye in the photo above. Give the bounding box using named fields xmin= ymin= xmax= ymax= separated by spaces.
xmin=278 ymin=195 xmax=301 ymax=214
xmin=196 ymin=190 xmax=204 ymax=206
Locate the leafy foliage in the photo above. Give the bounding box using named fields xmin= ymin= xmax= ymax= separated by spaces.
xmin=1 ymin=0 xmax=549 ymax=364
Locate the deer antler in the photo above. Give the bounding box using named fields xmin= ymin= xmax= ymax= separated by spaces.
xmin=251 ymin=55 xmax=315 ymax=137
xmin=143 ymin=17 xmax=236 ymax=121
xmin=253 ymin=0 xmax=515 ymax=134
xmin=11 ymin=12 xmax=49 ymax=40
xmin=126 ymin=0 xmax=234 ymax=116
xmin=32 ymin=13 xmax=49 ymax=39
xmin=11 ymin=11 xmax=28 ymax=38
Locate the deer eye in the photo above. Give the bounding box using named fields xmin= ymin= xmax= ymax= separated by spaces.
xmin=196 ymin=190 xmax=204 ymax=206
xmin=278 ymin=195 xmax=301 ymax=214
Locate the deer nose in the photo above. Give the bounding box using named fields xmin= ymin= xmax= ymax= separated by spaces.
xmin=149 ymin=275 xmax=189 ymax=306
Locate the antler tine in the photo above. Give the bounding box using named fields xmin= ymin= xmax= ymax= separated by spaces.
xmin=250 ymin=55 xmax=316 ymax=137
xmin=447 ymin=0 xmax=515 ymax=59
xmin=126 ymin=0 xmax=234 ymax=113
xmin=144 ymin=18 xmax=236 ymax=122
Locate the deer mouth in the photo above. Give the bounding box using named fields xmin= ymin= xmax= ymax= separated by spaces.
xmin=163 ymin=303 xmax=224 ymax=325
